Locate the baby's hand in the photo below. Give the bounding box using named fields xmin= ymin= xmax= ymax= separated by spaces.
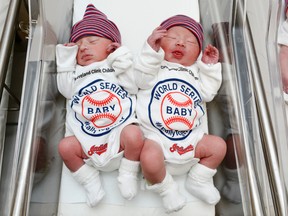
xmin=64 ymin=42 xmax=77 ymax=47
xmin=147 ymin=26 xmax=167 ymax=52
xmin=107 ymin=42 xmax=121 ymax=53
xmin=201 ymin=44 xmax=219 ymax=65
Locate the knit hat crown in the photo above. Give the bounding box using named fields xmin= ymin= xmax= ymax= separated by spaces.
xmin=160 ymin=14 xmax=203 ymax=50
xmin=69 ymin=4 xmax=121 ymax=43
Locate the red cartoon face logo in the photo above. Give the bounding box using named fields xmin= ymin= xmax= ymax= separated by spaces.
xmin=82 ymin=90 xmax=122 ymax=128
xmin=161 ymin=92 xmax=197 ymax=130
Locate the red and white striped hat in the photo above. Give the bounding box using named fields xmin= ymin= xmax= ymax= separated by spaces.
xmin=69 ymin=4 xmax=121 ymax=43
xmin=160 ymin=14 xmax=203 ymax=50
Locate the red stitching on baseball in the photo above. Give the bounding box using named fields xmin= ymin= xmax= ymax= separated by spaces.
xmin=164 ymin=116 xmax=193 ymax=129
xmin=85 ymin=90 xmax=114 ymax=107
xmin=90 ymin=113 xmax=117 ymax=128
xmin=166 ymin=93 xmax=192 ymax=107
xmin=91 ymin=113 xmax=117 ymax=122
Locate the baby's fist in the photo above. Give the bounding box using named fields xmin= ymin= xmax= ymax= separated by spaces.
xmin=201 ymin=44 xmax=219 ymax=65
xmin=64 ymin=42 xmax=77 ymax=47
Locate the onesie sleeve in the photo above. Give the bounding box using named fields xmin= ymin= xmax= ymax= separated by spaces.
xmin=107 ymin=46 xmax=138 ymax=95
xmin=55 ymin=44 xmax=78 ymax=99
xmin=197 ymin=60 xmax=222 ymax=102
xmin=134 ymin=41 xmax=165 ymax=90
xmin=278 ymin=19 xmax=288 ymax=46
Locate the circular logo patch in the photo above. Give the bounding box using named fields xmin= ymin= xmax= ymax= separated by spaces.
xmin=149 ymin=78 xmax=204 ymax=140
xmin=71 ymin=79 xmax=132 ymax=136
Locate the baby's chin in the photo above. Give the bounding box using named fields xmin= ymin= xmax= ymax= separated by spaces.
xmin=78 ymin=57 xmax=98 ymax=66
xmin=165 ymin=58 xmax=193 ymax=67
xmin=79 ymin=60 xmax=94 ymax=66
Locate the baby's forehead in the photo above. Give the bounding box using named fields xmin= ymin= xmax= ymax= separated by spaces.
xmin=75 ymin=35 xmax=110 ymax=43
xmin=167 ymin=26 xmax=196 ymax=37
xmin=79 ymin=35 xmax=100 ymax=40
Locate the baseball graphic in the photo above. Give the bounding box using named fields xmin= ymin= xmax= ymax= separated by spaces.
xmin=82 ymin=90 xmax=122 ymax=128
xmin=161 ymin=92 xmax=197 ymax=130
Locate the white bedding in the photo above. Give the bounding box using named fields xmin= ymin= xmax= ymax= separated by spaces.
xmin=58 ymin=1 xmax=214 ymax=215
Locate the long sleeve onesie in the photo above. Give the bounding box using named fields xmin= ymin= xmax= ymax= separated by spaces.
xmin=278 ymin=19 xmax=288 ymax=46
xmin=135 ymin=41 xmax=222 ymax=164
xmin=56 ymin=44 xmax=137 ymax=167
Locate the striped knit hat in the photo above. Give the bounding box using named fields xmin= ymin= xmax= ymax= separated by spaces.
xmin=160 ymin=15 xmax=203 ymax=50
xmin=69 ymin=4 xmax=121 ymax=43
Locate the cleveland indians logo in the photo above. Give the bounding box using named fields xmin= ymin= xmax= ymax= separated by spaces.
xmin=149 ymin=78 xmax=204 ymax=140
xmin=71 ymin=79 xmax=132 ymax=136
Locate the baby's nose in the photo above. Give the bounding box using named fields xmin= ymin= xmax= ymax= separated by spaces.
xmin=176 ymin=39 xmax=185 ymax=47
xmin=79 ymin=43 xmax=88 ymax=50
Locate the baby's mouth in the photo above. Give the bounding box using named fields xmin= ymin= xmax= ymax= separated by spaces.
xmin=172 ymin=50 xmax=184 ymax=59
xmin=82 ymin=54 xmax=92 ymax=60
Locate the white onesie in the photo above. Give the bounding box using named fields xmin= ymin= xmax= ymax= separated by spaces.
xmin=56 ymin=45 xmax=138 ymax=169
xmin=135 ymin=41 xmax=222 ymax=172
xmin=278 ymin=19 xmax=288 ymax=46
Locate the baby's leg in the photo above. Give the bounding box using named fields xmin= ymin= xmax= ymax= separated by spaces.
xmin=58 ymin=136 xmax=105 ymax=207
xmin=117 ymin=124 xmax=144 ymax=200
xmin=120 ymin=124 xmax=144 ymax=161
xmin=186 ymin=134 xmax=226 ymax=205
xmin=141 ymin=139 xmax=186 ymax=213
xmin=194 ymin=134 xmax=227 ymax=169
xmin=58 ymin=136 xmax=87 ymax=171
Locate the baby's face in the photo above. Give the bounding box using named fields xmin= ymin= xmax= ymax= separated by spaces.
xmin=75 ymin=36 xmax=113 ymax=66
xmin=160 ymin=26 xmax=200 ymax=66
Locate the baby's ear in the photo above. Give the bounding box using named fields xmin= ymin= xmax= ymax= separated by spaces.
xmin=107 ymin=42 xmax=120 ymax=54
